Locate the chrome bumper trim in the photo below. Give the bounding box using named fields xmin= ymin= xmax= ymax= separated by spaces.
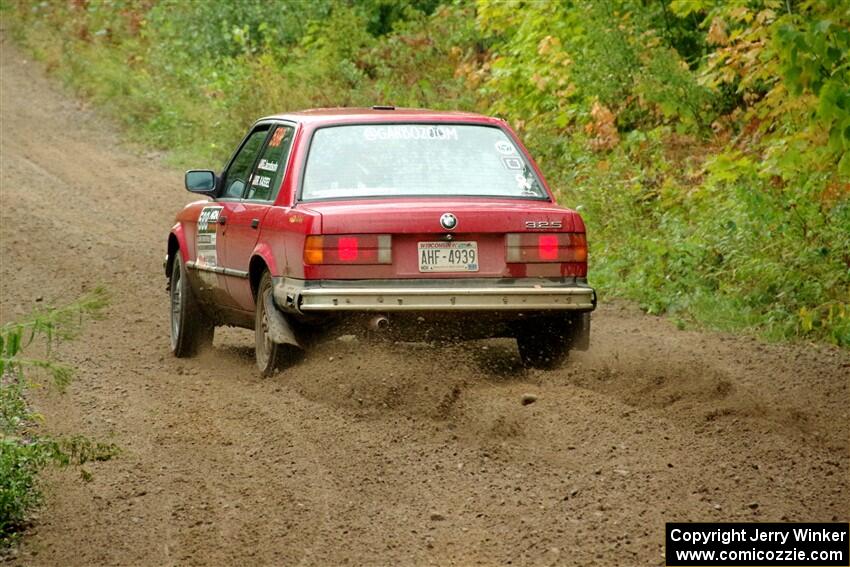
xmin=275 ymin=278 xmax=596 ymax=312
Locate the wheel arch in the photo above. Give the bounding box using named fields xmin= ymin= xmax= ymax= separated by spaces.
xmin=166 ymin=233 xmax=180 ymax=278
xmin=249 ymin=255 xmax=269 ymax=299
xmin=166 ymin=224 xmax=189 ymax=279
xmin=248 ymin=243 xmax=279 ymax=298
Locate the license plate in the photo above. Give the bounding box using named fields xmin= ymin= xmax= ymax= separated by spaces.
xmin=418 ymin=241 xmax=479 ymax=272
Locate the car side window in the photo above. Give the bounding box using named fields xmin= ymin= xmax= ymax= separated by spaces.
xmin=245 ymin=124 xmax=295 ymax=202
xmin=221 ymin=126 xmax=270 ymax=199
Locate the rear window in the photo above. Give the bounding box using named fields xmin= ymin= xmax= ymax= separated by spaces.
xmin=300 ymin=124 xmax=547 ymax=201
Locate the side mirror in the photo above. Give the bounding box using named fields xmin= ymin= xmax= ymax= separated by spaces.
xmin=184 ymin=170 xmax=217 ymax=194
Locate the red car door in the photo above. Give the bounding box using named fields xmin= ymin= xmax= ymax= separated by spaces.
xmin=213 ymin=124 xmax=271 ymax=310
xmin=220 ymin=123 xmax=296 ymax=311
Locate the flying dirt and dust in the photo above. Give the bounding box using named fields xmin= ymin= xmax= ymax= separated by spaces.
xmin=1 ymin=37 xmax=848 ymax=566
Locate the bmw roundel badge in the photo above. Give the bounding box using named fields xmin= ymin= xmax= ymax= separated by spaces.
xmin=440 ymin=213 xmax=458 ymax=231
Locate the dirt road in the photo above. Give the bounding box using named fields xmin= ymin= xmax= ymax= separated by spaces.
xmin=1 ymin=37 xmax=848 ymax=566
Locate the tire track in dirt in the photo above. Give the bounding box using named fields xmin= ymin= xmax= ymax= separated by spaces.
xmin=1 ymin=35 xmax=848 ymax=566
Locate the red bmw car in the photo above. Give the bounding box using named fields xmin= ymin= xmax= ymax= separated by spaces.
xmin=165 ymin=107 xmax=596 ymax=375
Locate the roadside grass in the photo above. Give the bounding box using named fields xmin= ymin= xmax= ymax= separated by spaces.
xmin=0 ymin=288 xmax=119 ymax=547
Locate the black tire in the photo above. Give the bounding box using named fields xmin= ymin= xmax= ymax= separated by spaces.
xmin=255 ymin=271 xmax=294 ymax=376
xmin=169 ymin=254 xmax=214 ymax=357
xmin=516 ymin=316 xmax=576 ymax=370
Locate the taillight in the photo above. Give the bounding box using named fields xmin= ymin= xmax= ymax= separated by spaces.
xmin=506 ymin=233 xmax=587 ymax=264
xmin=337 ymin=237 xmax=359 ymax=261
xmin=538 ymin=234 xmax=559 ymax=261
xmin=304 ymin=235 xmax=392 ymax=265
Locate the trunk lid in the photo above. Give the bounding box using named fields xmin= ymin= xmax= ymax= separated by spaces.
xmin=300 ymin=199 xmax=585 ymax=234
xmin=299 ymin=198 xmax=586 ymax=279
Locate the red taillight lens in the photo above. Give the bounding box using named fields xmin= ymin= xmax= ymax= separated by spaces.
xmin=337 ymin=237 xmax=359 ymax=261
xmin=506 ymin=233 xmax=588 ymax=268
xmin=538 ymin=234 xmax=559 ymax=261
xmin=304 ymin=235 xmax=392 ymax=265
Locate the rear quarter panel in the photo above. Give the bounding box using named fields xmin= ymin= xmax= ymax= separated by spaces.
xmin=260 ymin=125 xmax=321 ymax=280
xmin=256 ymin=206 xmax=321 ymax=280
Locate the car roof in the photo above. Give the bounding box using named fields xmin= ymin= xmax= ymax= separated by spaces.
xmin=260 ymin=107 xmax=505 ymax=126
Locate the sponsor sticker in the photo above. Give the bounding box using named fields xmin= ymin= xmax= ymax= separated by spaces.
xmin=515 ymin=173 xmax=532 ymax=190
xmin=196 ymin=206 xmax=222 ymax=268
xmin=251 ymin=174 xmax=271 ymax=189
xmin=257 ymin=158 xmax=278 ymax=172
xmin=363 ymin=125 xmax=459 ymax=141
xmin=502 ymin=156 xmax=523 ymax=170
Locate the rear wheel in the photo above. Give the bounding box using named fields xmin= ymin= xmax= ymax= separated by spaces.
xmin=516 ymin=315 xmax=580 ymax=369
xmin=255 ymin=271 xmax=297 ymax=376
xmin=169 ymin=254 xmax=214 ymax=357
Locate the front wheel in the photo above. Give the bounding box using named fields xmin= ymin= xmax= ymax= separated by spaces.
xmin=169 ymin=254 xmax=214 ymax=357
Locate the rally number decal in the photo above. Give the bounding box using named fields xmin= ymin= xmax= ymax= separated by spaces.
xmin=196 ymin=206 xmax=223 ymax=268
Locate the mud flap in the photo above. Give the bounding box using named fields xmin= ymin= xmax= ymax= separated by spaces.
xmin=572 ymin=312 xmax=591 ymax=351
xmin=263 ymin=290 xmax=302 ymax=349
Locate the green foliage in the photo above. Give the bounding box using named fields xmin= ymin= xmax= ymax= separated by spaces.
xmin=472 ymin=0 xmax=849 ymax=346
xmin=145 ymin=0 xmax=333 ymax=61
xmin=6 ymin=0 xmax=849 ymax=346
xmin=1 ymin=289 xmax=118 ymax=545
xmin=774 ymin=11 xmax=850 ymax=173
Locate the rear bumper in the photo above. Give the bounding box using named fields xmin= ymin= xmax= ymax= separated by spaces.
xmin=273 ymin=277 xmax=596 ymax=314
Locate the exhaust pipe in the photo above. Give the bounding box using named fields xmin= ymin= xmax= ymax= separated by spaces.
xmin=369 ymin=315 xmax=390 ymax=331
